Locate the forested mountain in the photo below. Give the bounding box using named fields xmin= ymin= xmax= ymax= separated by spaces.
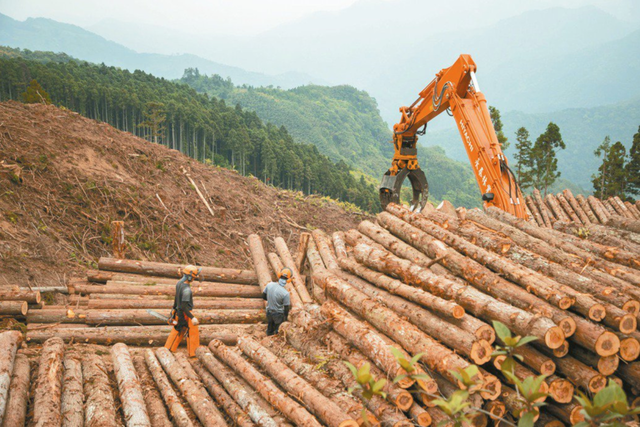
xmin=0 ymin=13 xmax=315 ymax=88
xmin=180 ymin=69 xmax=482 ymax=208
xmin=0 ymin=54 xmax=379 ymax=211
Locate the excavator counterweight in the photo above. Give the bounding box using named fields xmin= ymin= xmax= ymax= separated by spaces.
xmin=380 ymin=54 xmax=528 ymax=218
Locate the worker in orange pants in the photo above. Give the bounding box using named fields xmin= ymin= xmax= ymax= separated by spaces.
xmin=164 ymin=265 xmax=201 ymax=357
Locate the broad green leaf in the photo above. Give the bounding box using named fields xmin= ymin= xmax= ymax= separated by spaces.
xmin=516 ymin=336 xmax=538 ymax=346
xmin=500 ymin=357 xmax=516 ymax=377
xmin=504 ymin=336 xmax=519 ymax=347
xmin=392 ymin=374 xmax=407 ymax=384
xmin=344 ymin=361 xmax=358 ymax=378
xmin=518 ymin=411 xmax=535 ymax=427
xmin=594 ymin=384 xmax=617 ymax=408
xmin=410 ymin=352 xmax=425 ymax=366
xmin=372 ymin=378 xmax=387 ymax=393
xmin=357 ymin=363 xmax=371 ymax=384
xmin=493 ymin=321 xmax=512 ymax=341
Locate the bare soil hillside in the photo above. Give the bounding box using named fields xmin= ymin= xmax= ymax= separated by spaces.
xmin=0 ymin=101 xmax=366 ymax=288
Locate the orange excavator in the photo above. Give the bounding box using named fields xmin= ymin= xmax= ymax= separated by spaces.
xmin=380 ymin=54 xmax=528 ymax=219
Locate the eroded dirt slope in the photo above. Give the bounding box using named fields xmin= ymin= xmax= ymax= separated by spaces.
xmin=0 ymin=101 xmax=366 ymax=288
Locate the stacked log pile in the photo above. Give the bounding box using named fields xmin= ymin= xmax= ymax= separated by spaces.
xmin=23 ymin=258 xmax=266 ymax=346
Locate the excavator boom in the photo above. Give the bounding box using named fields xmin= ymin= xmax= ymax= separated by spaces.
xmin=380 ymin=54 xmax=528 ymax=218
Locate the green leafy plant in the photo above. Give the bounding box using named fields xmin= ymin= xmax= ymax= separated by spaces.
xmin=449 ymin=365 xmax=483 ymax=392
xmin=491 ymin=320 xmax=538 ymax=363
xmin=431 ymin=389 xmax=475 ymax=427
xmin=389 ymin=347 xmax=432 ymax=385
xmin=574 ymin=379 xmax=640 ymax=427
xmin=344 ymin=361 xmax=387 ymax=400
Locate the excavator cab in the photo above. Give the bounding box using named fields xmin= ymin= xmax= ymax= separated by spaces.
xmin=379 ymin=166 xmax=429 ymax=212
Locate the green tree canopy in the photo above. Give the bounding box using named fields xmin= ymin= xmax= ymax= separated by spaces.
xmin=531 ymin=122 xmax=565 ymax=195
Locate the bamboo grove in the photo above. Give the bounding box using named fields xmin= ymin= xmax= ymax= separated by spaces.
xmin=0 ymin=54 xmax=380 ymax=211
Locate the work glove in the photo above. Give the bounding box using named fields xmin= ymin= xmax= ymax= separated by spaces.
xmin=192 ymin=317 xmax=199 ymax=326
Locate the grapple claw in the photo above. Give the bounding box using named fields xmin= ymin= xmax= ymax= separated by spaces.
xmin=379 ymin=167 xmax=429 ymax=212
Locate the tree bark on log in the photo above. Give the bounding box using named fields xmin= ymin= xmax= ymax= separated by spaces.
xmin=588 ymin=196 xmax=610 ymax=223
xmin=408 ymin=403 xmax=432 ymax=426
xmin=0 ymin=288 xmax=40 ymax=303
xmin=248 ymin=234 xmax=274 ymax=293
xmin=238 ymin=336 xmax=359 ymax=427
xmin=322 ymin=331 xmax=414 ymax=411
xmin=554 ymin=221 xmax=640 ymax=254
xmin=493 ymin=356 xmax=549 ymax=403
xmin=534 ymin=189 xmax=553 ymax=227
xmin=312 ymin=229 xmax=340 ymax=270
xmin=0 ymin=301 xmax=28 ymax=316
xmin=189 ymin=358 xmax=256 ymax=427
xmin=275 ymin=236 xmax=312 ymax=304
xmin=195 ymin=347 xmax=279 ymax=427
xmin=546 ymin=402 xmax=585 ymax=425
xmin=484 ymin=206 xmax=640 ymax=286
xmin=72 ymin=282 xmax=262 ymax=298
xmin=279 ymin=322 xmax=412 ymax=427
xmin=26 ymin=325 xmax=243 ymax=346
xmin=336 ymin=255 xmax=465 ymax=320
xmin=98 ymin=257 xmax=258 ymax=284
xmin=607 ymin=215 xmax=640 ymax=234
xmin=334 ymin=269 xmax=492 ymax=365
xmin=617 ymin=361 xmax=640 ymax=391
xmin=84 ymin=309 xmax=265 ymax=326
xmin=111 ymin=220 xmax=126 ymax=259
xmin=155 ymin=347 xmax=227 ymax=427
xmin=563 ymin=190 xmax=591 ymax=225
xmin=613 ymin=197 xmax=634 ymax=218
xmin=557 ymin=194 xmax=583 ymax=224
xmin=209 ymin=339 xmax=324 ymax=427
xmin=132 ymin=355 xmax=172 ymax=427
xmin=82 ymin=354 xmax=117 ymax=427
xmin=509 ymin=343 xmax=556 ymax=376
xmin=576 ymin=194 xmax=600 ymax=224
xmin=87 ymin=298 xmax=264 ymax=310
xmin=143 ymin=350 xmax=194 ymax=427
xmin=267 ymin=252 xmax=284 ymax=277
xmin=0 ymin=330 xmax=22 ymax=426
xmin=544 ymin=352 xmax=606 ymax=393
xmin=356 ymin=217 xmax=565 ymax=349
xmin=465 ymin=208 xmax=640 ymax=312
xmin=33 ymin=337 xmax=64 ymax=427
xmin=111 ymin=343 xmax=151 ymax=427
xmin=570 ymin=345 xmax=619 ymax=376
xmin=296 ymin=232 xmax=311 ymax=273
xmin=61 ymin=354 xmax=83 ymax=427
xmin=546 ymin=194 xmax=570 ymax=222
xmin=1 ymin=353 xmax=28 ymax=427
xmin=525 ymin=196 xmax=545 ymax=227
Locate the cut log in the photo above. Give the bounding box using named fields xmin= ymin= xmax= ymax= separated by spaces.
xmin=511 ymin=344 xmax=556 ymax=376
xmin=465 ymin=208 xmax=640 ymax=312
xmin=546 ymin=402 xmax=585 ymax=425
xmin=354 ymin=219 xmax=564 ymax=349
xmin=502 ymin=385 xmax=540 ymax=421
xmin=554 ymin=221 xmax=640 ymax=254
xmin=196 ymin=347 xmax=279 ymax=427
xmin=267 ymin=252 xmax=284 ymax=276
xmin=0 ymin=301 xmax=28 ymax=316
xmin=550 ymin=340 xmax=570 ymax=358
xmin=570 ymin=345 xmax=619 ymax=376
xmin=263 ymin=335 xmax=380 ymax=422
xmin=111 ymin=343 xmax=151 ymax=427
xmin=132 ymin=356 xmax=172 ymax=427
xmin=248 ymin=234 xmax=275 ymax=292
xmin=323 ymin=331 xmax=414 ymax=411
xmin=72 ymin=282 xmax=262 ymax=298
xmin=547 ymin=375 xmax=575 ymax=404
xmin=557 ymin=194 xmax=582 ymax=224
xmin=618 ymin=335 xmax=640 ymax=361
xmin=545 ymin=352 xmax=606 ymax=393
xmin=87 ymin=298 xmax=264 ymax=310
xmin=275 ymin=236 xmax=313 ymax=304
xmin=0 ymin=331 xmax=22 ymax=426
xmin=525 ymin=196 xmax=545 ymax=227
xmin=82 ymin=354 xmax=117 ymax=427
xmin=0 ymin=288 xmax=41 ymax=303
xmin=588 ymin=196 xmax=610 ymax=223
xmin=84 ymin=308 xmax=265 ymax=326
xmin=613 ymin=197 xmax=634 ymax=218
xmin=546 ymin=194 xmax=570 ymax=222
xmin=296 ymin=232 xmax=311 ymax=273
xmin=563 ymin=189 xmax=591 ymax=225
xmin=576 ymin=194 xmax=600 ymax=224
xmin=408 ymin=403 xmax=432 ymax=426
xmin=333 ymin=269 xmax=492 ymax=365
xmin=33 ymin=337 xmax=64 ymax=427
xmin=279 ymin=322 xmax=412 ymax=427
xmin=111 ymin=220 xmax=126 ymax=258
xmin=98 ymin=257 xmax=258 ymax=284
xmin=61 ymin=354 xmax=83 ymax=427
xmin=26 ymin=324 xmax=245 ymax=346
xmin=143 ymin=350 xmax=194 ymax=427
xmin=607 ymin=215 xmax=640 ymax=234
xmin=189 ymin=358 xmax=256 ymax=427
xmin=1 ymin=353 xmax=29 ymax=427
xmin=431 ymin=371 xmax=487 ymax=425
xmin=534 ymin=189 xmax=553 ymax=227
xmin=155 ymin=347 xmax=227 ymax=427
xmin=493 ymin=356 xmax=549 ymax=402
xmin=238 ymin=336 xmax=358 ymax=427
xmin=618 ymin=361 xmax=640 ymax=391
xmin=209 ymin=339 xmax=323 ymax=427
xmin=312 ymin=229 xmax=340 ymax=270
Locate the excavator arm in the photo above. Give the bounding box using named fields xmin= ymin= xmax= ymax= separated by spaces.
xmin=380 ymin=54 xmax=528 ymax=219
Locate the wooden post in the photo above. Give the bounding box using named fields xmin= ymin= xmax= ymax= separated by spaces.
xmin=111 ymin=221 xmax=126 ymax=259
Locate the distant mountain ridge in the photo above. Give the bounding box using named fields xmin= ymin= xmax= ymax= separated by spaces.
xmin=0 ymin=13 xmax=318 ymax=88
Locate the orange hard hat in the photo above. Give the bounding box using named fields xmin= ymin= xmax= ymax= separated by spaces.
xmin=182 ymin=265 xmax=201 ymax=279
xmin=280 ymin=268 xmax=293 ymax=280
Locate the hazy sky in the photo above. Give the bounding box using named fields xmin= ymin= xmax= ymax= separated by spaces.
xmin=0 ymin=0 xmax=368 ymax=35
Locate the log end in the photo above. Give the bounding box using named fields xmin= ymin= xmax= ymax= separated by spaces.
xmin=619 ymin=337 xmax=640 ymax=362
xmin=595 ymin=332 xmax=621 ymax=357
xmin=484 ymin=400 xmax=506 ymax=419
xmin=549 ymin=378 xmax=575 ymax=404
xmin=540 ymin=360 xmax=557 ymax=377
xmin=479 ymin=374 xmax=502 ymax=401
xmin=588 ymin=303 xmax=606 ymax=322
xmin=452 ymin=305 xmax=465 ymax=319
xmin=557 ymin=317 xmax=576 ymax=338
xmin=20 ymin=301 xmax=28 ymax=316
xmin=597 ymin=355 xmax=620 ymax=376
xmin=469 ymin=412 xmax=488 ymax=427
xmin=396 ymin=371 xmax=417 ymax=389
xmin=339 ymin=421 xmax=360 ymax=427
xmin=558 ymin=296 xmax=574 ymax=311
xmin=544 ymin=327 xmax=566 ymax=350
xmin=623 ymin=300 xmax=640 ymax=316
xmin=413 ymin=411 xmax=432 ymax=427
xmin=395 ymin=390 xmax=414 ymax=411
xmin=618 ymin=314 xmax=638 ymax=335
xmin=416 ymin=376 xmax=438 ymax=395
xmin=470 ymin=340 xmax=493 ymax=366
xmin=552 ymin=341 xmax=570 ymax=358
xmin=476 ymin=325 xmax=496 ymax=345
xmin=588 ymin=374 xmax=607 ymax=394
xmin=357 ymin=414 xmax=379 ymax=427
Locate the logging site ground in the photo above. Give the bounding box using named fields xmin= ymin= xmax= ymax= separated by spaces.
xmin=2 ymin=83 xmax=640 ymax=426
